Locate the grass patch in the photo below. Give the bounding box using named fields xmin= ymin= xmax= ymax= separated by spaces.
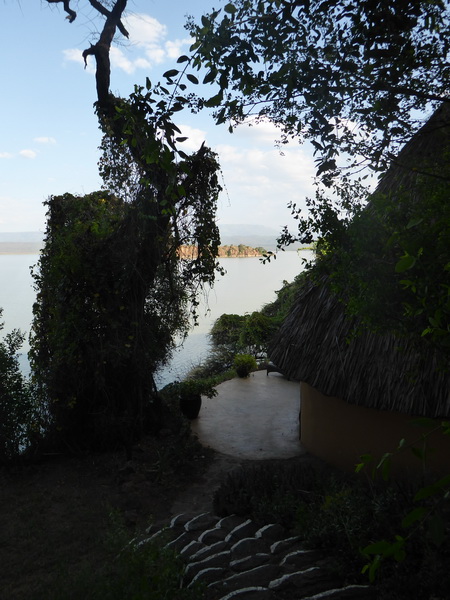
xmin=30 ymin=512 xmax=203 ymax=600
xmin=0 ymin=410 xmax=213 ymax=600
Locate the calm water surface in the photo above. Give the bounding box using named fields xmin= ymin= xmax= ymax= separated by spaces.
xmin=0 ymin=250 xmax=313 ymax=386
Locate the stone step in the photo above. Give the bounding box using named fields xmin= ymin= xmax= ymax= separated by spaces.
xmin=135 ymin=512 xmax=377 ymax=600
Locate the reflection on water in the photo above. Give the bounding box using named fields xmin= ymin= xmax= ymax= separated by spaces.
xmin=0 ymin=250 xmax=314 ymax=387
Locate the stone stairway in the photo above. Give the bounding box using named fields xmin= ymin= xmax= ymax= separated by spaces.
xmin=142 ymin=512 xmax=377 ymax=600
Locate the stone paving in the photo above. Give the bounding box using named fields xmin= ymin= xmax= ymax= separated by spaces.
xmin=191 ymin=371 xmax=302 ymax=460
xmin=142 ymin=511 xmax=377 ymax=600
xmin=143 ymin=373 xmax=377 ymax=598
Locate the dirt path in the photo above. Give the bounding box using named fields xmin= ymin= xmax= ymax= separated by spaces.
xmin=170 ymin=451 xmax=244 ymax=517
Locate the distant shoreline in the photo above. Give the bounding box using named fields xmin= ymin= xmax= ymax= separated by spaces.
xmin=0 ymin=243 xmax=42 ymax=255
xmin=0 ymin=242 xmax=302 ymax=256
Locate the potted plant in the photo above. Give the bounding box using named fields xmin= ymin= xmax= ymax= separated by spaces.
xmin=177 ymin=378 xmax=217 ymax=419
xmin=233 ymin=354 xmax=258 ymax=378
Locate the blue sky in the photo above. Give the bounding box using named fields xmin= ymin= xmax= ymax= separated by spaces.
xmin=1 ymin=0 xmax=318 ymax=233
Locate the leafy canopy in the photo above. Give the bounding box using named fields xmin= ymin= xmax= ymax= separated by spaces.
xmin=185 ymin=0 xmax=448 ymax=179
xmin=181 ymin=0 xmax=450 ymax=350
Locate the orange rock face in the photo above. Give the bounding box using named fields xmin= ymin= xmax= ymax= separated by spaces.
xmin=178 ymin=245 xmax=264 ymax=259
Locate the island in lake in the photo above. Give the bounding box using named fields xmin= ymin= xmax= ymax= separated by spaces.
xmin=178 ymin=244 xmax=267 ymax=259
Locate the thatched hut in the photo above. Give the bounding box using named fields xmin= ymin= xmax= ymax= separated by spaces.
xmin=269 ymin=103 xmax=450 ymax=476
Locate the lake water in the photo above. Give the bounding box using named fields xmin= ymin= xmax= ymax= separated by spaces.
xmin=0 ymin=250 xmax=313 ymax=387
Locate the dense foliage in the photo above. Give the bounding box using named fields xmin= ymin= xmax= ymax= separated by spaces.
xmin=31 ymin=131 xmax=222 ymax=451
xmin=30 ymin=3 xmax=225 ymax=452
xmin=322 ymin=175 xmax=450 ymax=352
xmin=0 ymin=312 xmax=41 ymax=462
xmin=209 ymin=311 xmax=277 ymax=356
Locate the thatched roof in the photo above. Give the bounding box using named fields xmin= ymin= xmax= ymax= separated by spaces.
xmin=270 ymin=103 xmax=450 ymax=418
xmin=270 ymin=276 xmax=450 ymax=417
xmin=375 ymin=102 xmax=450 ymax=197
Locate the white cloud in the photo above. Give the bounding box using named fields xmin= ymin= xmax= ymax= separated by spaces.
xmin=141 ymin=45 xmax=165 ymax=65
xmin=121 ymin=14 xmax=191 ymax=70
xmin=19 ymin=149 xmax=37 ymax=159
xmin=123 ymin=13 xmax=168 ymax=66
xmin=234 ymin=120 xmax=286 ymax=145
xmin=0 ymin=152 xmax=13 ymax=159
xmin=110 ymin=47 xmax=151 ymax=74
xmin=124 ymin=14 xmax=167 ymax=46
xmin=34 ymin=137 xmax=56 ymax=145
xmin=165 ymin=38 xmax=192 ymax=60
xmin=214 ymin=133 xmax=316 ymax=228
xmin=176 ymin=124 xmax=208 ymax=152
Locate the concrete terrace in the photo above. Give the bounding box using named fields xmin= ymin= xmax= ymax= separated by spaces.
xmin=191 ymin=370 xmax=304 ymax=460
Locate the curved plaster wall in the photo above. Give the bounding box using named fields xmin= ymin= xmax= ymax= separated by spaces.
xmin=300 ymin=382 xmax=450 ymax=477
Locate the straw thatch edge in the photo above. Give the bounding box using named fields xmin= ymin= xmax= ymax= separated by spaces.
xmin=270 ymin=103 xmax=450 ymax=418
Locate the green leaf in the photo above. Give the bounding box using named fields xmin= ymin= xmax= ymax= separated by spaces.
xmin=377 ymin=452 xmax=392 ymax=479
xmin=401 ymin=506 xmax=427 ymax=528
xmin=362 ymin=540 xmax=392 ymax=556
xmin=204 ymin=93 xmax=223 ymax=107
xmin=163 ymin=69 xmax=179 ymax=79
xmin=415 ymin=475 xmax=450 ymax=501
xmin=216 ymin=108 xmax=227 ymax=125
xmin=177 ymin=55 xmax=190 ymax=63
xmin=224 ymin=3 xmax=237 ymax=14
xmin=441 ymin=421 xmax=450 ymax=435
xmin=186 ymin=74 xmax=199 ymax=85
xmin=395 ymin=253 xmax=416 ymax=273
xmin=355 ymin=453 xmax=372 ymax=473
xmin=203 ymin=69 xmax=218 ymax=84
xmin=368 ymin=555 xmax=382 ymax=583
xmin=406 ymin=216 xmax=424 ymax=229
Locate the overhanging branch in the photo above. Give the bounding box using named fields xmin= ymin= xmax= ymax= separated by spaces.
xmin=46 ymin=0 xmax=77 ymax=23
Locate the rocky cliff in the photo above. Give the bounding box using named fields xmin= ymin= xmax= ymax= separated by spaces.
xmin=178 ymin=245 xmax=266 ymax=259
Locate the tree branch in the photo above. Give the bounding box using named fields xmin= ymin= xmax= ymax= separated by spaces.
xmin=372 ymin=84 xmax=449 ymax=104
xmin=81 ymin=0 xmax=128 ymax=110
xmin=46 ymin=0 xmax=76 ymax=23
xmin=88 ymin=0 xmax=129 ymax=39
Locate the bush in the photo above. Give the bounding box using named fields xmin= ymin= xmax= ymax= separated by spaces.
xmin=213 ymin=459 xmax=450 ymax=596
xmin=33 ymin=512 xmax=203 ymax=600
xmin=233 ymin=354 xmax=258 ymax=377
xmin=0 ymin=314 xmax=43 ymax=462
xmin=213 ymin=460 xmax=339 ymax=527
xmin=186 ymin=347 xmax=236 ymax=379
xmin=241 ymin=311 xmax=278 ymax=355
xmin=209 ymin=314 xmax=246 ymax=351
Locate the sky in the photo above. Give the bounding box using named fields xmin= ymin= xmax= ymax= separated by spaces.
xmin=0 ymin=0 xmax=319 ymax=234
